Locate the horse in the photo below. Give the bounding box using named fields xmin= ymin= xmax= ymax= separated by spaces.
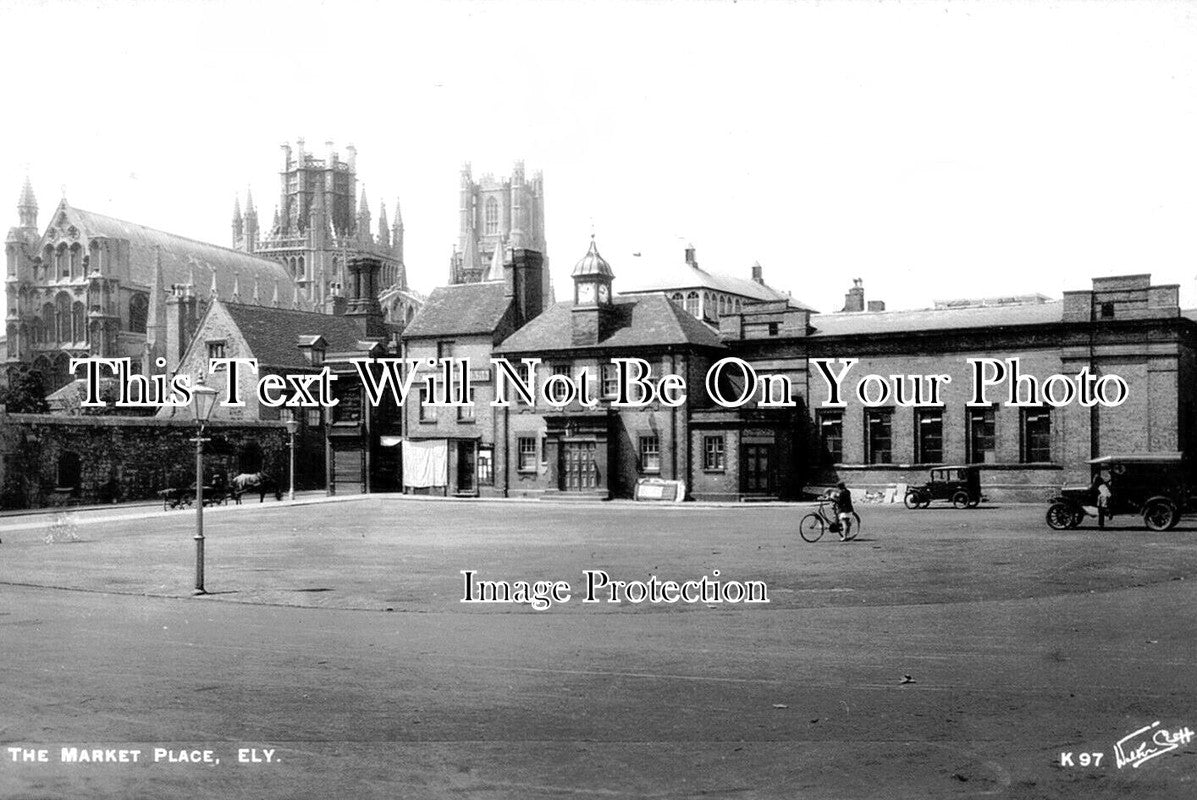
xmin=231 ymin=472 xmax=283 ymax=503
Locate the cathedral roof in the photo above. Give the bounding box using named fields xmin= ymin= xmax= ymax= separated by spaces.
xmin=402 ymin=282 xmax=513 ymax=339
xmin=47 ymin=201 xmax=300 ymax=306
xmin=495 ymin=293 xmax=725 ymax=354
xmin=571 ymin=237 xmax=614 ymax=279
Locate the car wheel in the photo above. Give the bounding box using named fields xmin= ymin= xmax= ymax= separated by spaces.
xmin=952 ymin=491 xmax=970 ymax=509
xmin=1046 ymin=502 xmax=1075 ymax=531
xmin=1143 ymin=499 xmax=1178 ymax=532
xmin=903 ymin=491 xmax=921 ymax=510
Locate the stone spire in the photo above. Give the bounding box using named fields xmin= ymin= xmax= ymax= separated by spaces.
xmin=18 ymin=175 xmax=37 ymax=229
xmin=486 ymin=237 xmax=504 ymax=282
xmin=356 ymin=187 xmax=371 ymax=239
xmin=377 ymin=201 xmax=390 ymax=249
xmin=231 ymin=195 xmax=243 ymax=243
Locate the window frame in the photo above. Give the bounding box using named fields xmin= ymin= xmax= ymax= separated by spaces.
xmin=703 ymin=435 xmax=726 ymax=472
xmin=967 ymin=406 xmax=996 ymax=464
xmin=639 ymin=435 xmax=661 ymax=474
xmin=1021 ymin=406 xmax=1052 ymax=463
xmin=914 ymin=408 xmax=944 ymax=465
xmin=864 ymin=408 xmax=894 ymax=465
xmin=817 ymin=410 xmax=843 ymax=465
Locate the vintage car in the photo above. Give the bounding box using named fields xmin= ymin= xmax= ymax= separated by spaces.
xmin=903 ymin=465 xmax=983 ymax=509
xmin=1045 ymin=453 xmax=1193 ymax=531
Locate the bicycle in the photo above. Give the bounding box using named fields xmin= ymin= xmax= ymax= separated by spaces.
xmin=799 ymin=499 xmax=861 ymax=542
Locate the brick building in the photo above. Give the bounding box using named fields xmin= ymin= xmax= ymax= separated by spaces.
xmin=399 ymin=248 xmax=546 ymax=496
xmin=719 ymin=274 xmax=1197 ymax=500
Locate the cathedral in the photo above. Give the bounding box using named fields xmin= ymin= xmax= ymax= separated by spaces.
xmin=449 ymin=161 xmax=551 ymax=302
xmin=4 ymin=179 xmax=302 ymax=391
xmin=231 ymin=139 xmax=422 ymax=327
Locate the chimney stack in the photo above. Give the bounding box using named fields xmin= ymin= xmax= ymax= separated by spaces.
xmin=843 ymin=278 xmax=865 ymax=313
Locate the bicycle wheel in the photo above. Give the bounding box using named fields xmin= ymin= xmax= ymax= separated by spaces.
xmin=799 ymin=513 xmax=825 ymax=542
xmin=842 ymin=512 xmax=862 ymax=541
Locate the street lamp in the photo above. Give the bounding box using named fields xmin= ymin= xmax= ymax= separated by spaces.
xmin=190 ymin=377 xmax=219 ymax=595
xmin=284 ymin=417 xmax=299 ymax=501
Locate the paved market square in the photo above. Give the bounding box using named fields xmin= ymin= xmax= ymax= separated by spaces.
xmin=1 ymin=497 xmax=1194 ymax=799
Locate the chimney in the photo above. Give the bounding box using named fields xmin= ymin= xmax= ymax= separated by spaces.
xmin=751 ymin=261 xmax=763 ymax=285
xmin=684 ymin=244 xmax=697 ymax=268
xmin=345 ymin=255 xmax=386 ymax=339
xmin=842 ymin=278 xmax=865 ymax=313
xmin=165 ymin=284 xmax=198 ymax=374
xmin=504 ymin=247 xmax=545 ymax=331
xmin=867 ymin=300 xmax=886 ymax=312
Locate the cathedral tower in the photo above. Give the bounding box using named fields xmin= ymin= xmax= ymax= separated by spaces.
xmin=450 ymin=161 xmax=549 ymax=302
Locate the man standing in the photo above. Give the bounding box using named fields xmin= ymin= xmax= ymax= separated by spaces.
xmin=834 ymin=482 xmax=854 ymax=541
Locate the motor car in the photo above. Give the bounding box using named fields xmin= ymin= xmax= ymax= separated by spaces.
xmin=903 ymin=465 xmax=983 ymax=509
xmin=1045 ymin=452 xmax=1193 ymax=531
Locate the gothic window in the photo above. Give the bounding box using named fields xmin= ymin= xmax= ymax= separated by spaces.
xmin=56 ymin=244 xmax=67 ymax=277
xmin=72 ymin=302 xmax=84 ymax=343
xmin=32 ymin=316 xmax=45 ymax=345
xmin=685 ymin=291 xmax=700 ymax=318
xmin=42 ymin=302 xmax=55 ymax=342
xmin=298 ymin=256 xmax=305 ymax=280
xmin=671 ymin=292 xmax=683 ymax=303
xmin=128 ymin=293 xmax=148 ymax=334
xmin=55 ymin=293 xmax=71 ymax=342
xmin=69 ymin=244 xmax=81 ymax=278
xmin=484 ymin=196 xmax=499 ymax=235
xmin=89 ymin=240 xmax=101 ymax=273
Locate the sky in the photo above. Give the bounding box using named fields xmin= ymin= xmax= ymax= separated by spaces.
xmin=3 ymin=0 xmax=1197 ymax=313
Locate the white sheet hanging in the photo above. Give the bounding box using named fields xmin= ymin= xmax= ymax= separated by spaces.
xmin=402 ymin=439 xmax=448 ymax=488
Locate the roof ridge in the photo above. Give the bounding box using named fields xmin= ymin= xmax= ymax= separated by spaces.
xmin=815 ymin=298 xmax=1064 ymax=318
xmin=71 ymin=206 xmax=285 ymax=267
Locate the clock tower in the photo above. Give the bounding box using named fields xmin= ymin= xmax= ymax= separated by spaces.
xmin=571 ymin=237 xmax=615 ymax=347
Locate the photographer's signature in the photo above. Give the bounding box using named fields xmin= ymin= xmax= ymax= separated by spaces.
xmin=1113 ymin=721 xmax=1194 ymax=769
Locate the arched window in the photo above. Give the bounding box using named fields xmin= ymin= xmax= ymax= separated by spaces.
xmin=484 ymin=196 xmax=499 ymax=235
xmin=128 ymin=293 xmax=148 ymax=334
xmin=298 ymin=256 xmax=305 ymax=281
xmin=42 ymin=302 xmax=55 ymax=342
xmin=684 ymin=291 xmax=700 ymax=318
xmin=89 ymin=240 xmax=101 ymax=274
xmin=671 ymin=292 xmax=684 ymax=303
xmin=72 ymin=302 xmax=85 ymax=343
xmin=56 ymin=244 xmax=68 ymax=278
xmin=55 ymin=293 xmax=71 ymax=342
xmin=32 ymin=316 xmax=44 ymax=345
xmin=69 ymin=244 xmax=81 ymax=278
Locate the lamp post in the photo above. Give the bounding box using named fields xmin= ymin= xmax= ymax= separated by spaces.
xmin=190 ymin=378 xmax=219 ymax=595
xmin=284 ymin=417 xmax=299 ymax=501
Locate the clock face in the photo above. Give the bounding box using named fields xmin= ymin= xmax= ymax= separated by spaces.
xmin=577 ymin=282 xmax=595 ymax=304
xmin=598 ymin=284 xmax=610 ymax=303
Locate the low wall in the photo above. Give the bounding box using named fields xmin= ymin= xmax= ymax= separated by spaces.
xmin=0 ymin=410 xmax=291 ymax=509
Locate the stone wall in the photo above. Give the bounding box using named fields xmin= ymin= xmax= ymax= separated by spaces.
xmin=0 ymin=409 xmax=291 ymax=509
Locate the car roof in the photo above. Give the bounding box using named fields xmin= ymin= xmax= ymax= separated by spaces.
xmin=1087 ymin=452 xmax=1185 ymax=465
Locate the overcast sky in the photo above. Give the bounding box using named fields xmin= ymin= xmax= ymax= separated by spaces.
xmin=3 ymin=0 xmax=1197 ymax=313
